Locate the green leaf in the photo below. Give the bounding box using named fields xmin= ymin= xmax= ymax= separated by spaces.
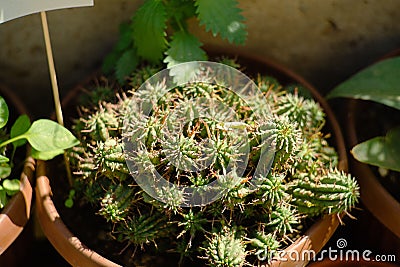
xmin=0 ymin=96 xmax=9 ymax=129
xmin=0 ymin=187 xmax=7 ymax=209
xmin=351 ymin=127 xmax=400 ymax=172
xmin=30 ymin=147 xmax=65 ymax=160
xmin=24 ymin=119 xmax=79 ymax=152
xmin=164 ymin=0 xmax=196 ymax=30
xmin=115 ymin=23 xmax=134 ymax=52
xmin=116 ymin=49 xmax=139 ymax=83
xmin=132 ymin=0 xmax=167 ymax=63
xmin=102 ymin=23 xmax=133 ymax=74
xmin=195 ymin=0 xmax=247 ymax=44
xmin=164 ymin=31 xmax=207 ymax=67
xmin=65 ymin=198 xmax=74 ymax=208
xmin=102 ymin=51 xmax=121 ymax=75
xmin=0 ymin=155 xmax=9 ymax=163
xmin=0 ymin=163 xmax=11 ymax=179
xmin=10 ymin=114 xmax=31 ymax=148
xmin=327 ymin=57 xmax=400 ymax=110
xmin=3 ymin=179 xmax=20 ymax=196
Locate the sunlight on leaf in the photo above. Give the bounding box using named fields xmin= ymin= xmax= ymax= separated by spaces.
xmin=351 ymin=127 xmax=400 ymax=172
xmin=25 ymin=119 xmax=79 ymax=152
xmin=0 ymin=96 xmax=9 ymax=129
xmin=328 ymin=57 xmax=400 ymax=110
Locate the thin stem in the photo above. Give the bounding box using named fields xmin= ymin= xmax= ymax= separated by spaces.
xmin=0 ymin=135 xmax=26 ymax=149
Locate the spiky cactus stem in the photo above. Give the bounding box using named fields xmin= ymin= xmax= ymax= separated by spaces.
xmin=69 ymin=60 xmax=359 ymax=266
xmin=202 ymin=227 xmax=247 ymax=267
xmin=290 ymin=169 xmax=360 ymax=216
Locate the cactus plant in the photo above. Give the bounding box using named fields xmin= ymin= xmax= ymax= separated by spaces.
xmin=69 ymin=60 xmax=359 ymax=266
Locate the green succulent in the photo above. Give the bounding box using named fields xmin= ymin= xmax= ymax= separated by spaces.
xmin=249 ymin=231 xmax=280 ymax=263
xmin=289 ymin=169 xmax=360 ymax=216
xmin=202 ymin=226 xmax=247 ymax=267
xmin=70 ymin=60 xmax=359 ymax=266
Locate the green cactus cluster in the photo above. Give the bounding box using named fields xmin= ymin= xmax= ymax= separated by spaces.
xmin=69 ymin=60 xmax=359 ymax=266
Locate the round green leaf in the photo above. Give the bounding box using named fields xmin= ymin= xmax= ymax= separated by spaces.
xmin=64 ymin=198 xmax=74 ymax=208
xmin=0 ymin=96 xmax=9 ymax=129
xmin=31 ymin=147 xmax=65 ymax=160
xmin=11 ymin=114 xmax=31 ymax=148
xmin=0 ymin=155 xmax=10 ymax=163
xmin=0 ymin=163 xmax=11 ymax=179
xmin=25 ymin=119 xmax=79 ymax=152
xmin=3 ymin=179 xmax=20 ymax=196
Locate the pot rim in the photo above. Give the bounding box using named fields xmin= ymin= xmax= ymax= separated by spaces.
xmin=0 ymin=157 xmax=35 ymax=255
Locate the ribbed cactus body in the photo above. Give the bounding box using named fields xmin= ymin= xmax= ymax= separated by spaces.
xmin=291 ymin=169 xmax=359 ymax=216
xmin=99 ymin=184 xmax=132 ymax=222
xmin=250 ymin=232 xmax=280 ymax=262
xmin=204 ymin=227 xmax=247 ymax=267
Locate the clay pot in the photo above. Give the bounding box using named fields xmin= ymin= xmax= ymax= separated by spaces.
xmin=35 ymin=52 xmax=349 ymax=267
xmin=0 ymin=84 xmax=35 ymax=264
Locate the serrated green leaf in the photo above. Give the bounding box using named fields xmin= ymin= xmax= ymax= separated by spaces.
xmin=195 ymin=0 xmax=247 ymax=44
xmin=327 ymin=57 xmax=400 ymax=110
xmin=0 ymin=96 xmax=9 ymax=129
xmin=102 ymin=23 xmax=134 ymax=74
xmin=0 ymin=163 xmax=11 ymax=179
xmin=3 ymin=179 xmax=20 ymax=196
xmin=164 ymin=31 xmax=207 ymax=67
xmin=116 ymin=23 xmax=134 ymax=52
xmin=102 ymin=51 xmax=121 ymax=75
xmin=24 ymin=119 xmax=79 ymax=152
xmin=116 ymin=49 xmax=139 ymax=83
xmin=351 ymin=127 xmax=400 ymax=172
xmin=132 ymin=0 xmax=167 ymax=63
xmin=11 ymin=114 xmax=31 ymax=148
xmin=164 ymin=0 xmax=196 ymax=28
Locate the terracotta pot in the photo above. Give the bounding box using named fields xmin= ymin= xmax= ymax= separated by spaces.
xmin=0 ymin=84 xmax=35 ymax=264
xmin=35 ymin=53 xmax=349 ymax=267
xmin=0 ymin=157 xmax=35 ymax=251
xmin=345 ymin=50 xmax=400 ymax=239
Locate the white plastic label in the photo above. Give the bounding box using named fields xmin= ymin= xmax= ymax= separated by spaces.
xmin=0 ymin=0 xmax=94 ymax=23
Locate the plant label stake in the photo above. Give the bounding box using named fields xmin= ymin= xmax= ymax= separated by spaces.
xmin=0 ymin=0 xmax=94 ymax=184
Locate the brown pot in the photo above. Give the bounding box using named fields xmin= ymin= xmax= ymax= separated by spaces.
xmin=35 ymin=52 xmax=349 ymax=267
xmin=345 ymin=50 xmax=400 ymax=239
xmin=0 ymin=84 xmax=35 ymax=264
xmin=0 ymin=157 xmax=35 ymax=252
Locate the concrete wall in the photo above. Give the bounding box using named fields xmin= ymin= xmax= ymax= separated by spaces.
xmin=0 ymin=0 xmax=399 ymax=117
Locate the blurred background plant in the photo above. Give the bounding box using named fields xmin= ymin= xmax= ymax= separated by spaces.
xmin=102 ymin=0 xmax=247 ymax=83
xmin=328 ymin=56 xmax=400 ymax=174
